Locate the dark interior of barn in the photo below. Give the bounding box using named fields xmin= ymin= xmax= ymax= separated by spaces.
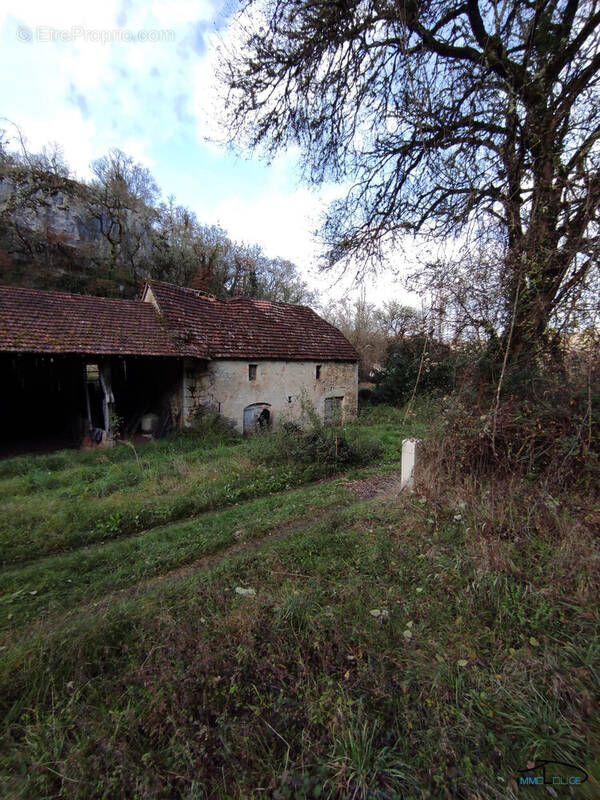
xmin=1 ymin=353 xmax=87 ymax=455
xmin=110 ymin=356 xmax=182 ymax=435
xmin=1 ymin=353 xmax=182 ymax=457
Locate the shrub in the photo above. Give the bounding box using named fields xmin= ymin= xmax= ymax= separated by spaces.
xmin=188 ymin=406 xmax=240 ymax=445
xmin=257 ymin=402 xmax=383 ymax=476
xmin=424 ymin=364 xmax=600 ymax=491
xmin=372 ymin=336 xmax=460 ymax=406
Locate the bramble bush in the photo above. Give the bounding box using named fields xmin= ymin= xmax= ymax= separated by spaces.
xmin=425 ymin=358 xmax=600 ymax=491
xmin=371 ymin=336 xmax=460 ymax=406
xmin=257 ymin=401 xmax=383 ymax=478
xmin=189 ymin=406 xmax=240 ymax=444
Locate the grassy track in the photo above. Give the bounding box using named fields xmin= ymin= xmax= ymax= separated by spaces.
xmin=0 ymin=407 xmax=418 ymax=567
xmin=0 ymin=476 xmax=360 ymax=637
xmin=1 ymin=403 xmax=597 ymax=799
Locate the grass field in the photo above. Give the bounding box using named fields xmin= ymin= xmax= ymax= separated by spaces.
xmin=1 ymin=403 xmax=598 ymax=799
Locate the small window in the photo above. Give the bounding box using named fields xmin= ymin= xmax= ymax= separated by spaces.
xmin=324 ymin=396 xmax=343 ymax=424
xmin=248 ymin=364 xmax=257 ymax=381
xmin=316 ymin=365 xmax=322 ymax=380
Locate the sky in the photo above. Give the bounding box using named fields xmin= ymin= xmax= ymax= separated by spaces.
xmin=0 ymin=0 xmax=418 ymax=307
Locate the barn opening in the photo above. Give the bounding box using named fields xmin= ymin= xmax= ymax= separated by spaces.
xmin=1 ymin=353 xmax=88 ymax=456
xmin=0 ymin=353 xmax=183 ymax=457
xmin=109 ymin=357 xmax=182 ymax=437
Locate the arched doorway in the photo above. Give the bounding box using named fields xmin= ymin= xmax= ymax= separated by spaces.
xmin=243 ymin=403 xmax=272 ymax=434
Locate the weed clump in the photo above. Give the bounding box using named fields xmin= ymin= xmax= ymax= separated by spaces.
xmin=425 ymin=360 xmax=599 ymax=492
xmin=188 ymin=406 xmax=240 ymax=445
xmin=257 ymin=401 xmax=383 ymax=478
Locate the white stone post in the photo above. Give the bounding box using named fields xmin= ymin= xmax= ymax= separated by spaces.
xmin=401 ymin=438 xmax=422 ymax=491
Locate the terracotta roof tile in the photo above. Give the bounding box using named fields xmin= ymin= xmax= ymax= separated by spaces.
xmin=147 ymin=280 xmax=358 ymax=361
xmin=0 ymin=285 xmax=181 ymax=356
xmin=0 ymin=282 xmax=358 ymax=362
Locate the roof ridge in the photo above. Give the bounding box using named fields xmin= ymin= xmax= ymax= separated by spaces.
xmin=147 ymin=279 xmax=217 ymax=300
xmin=0 ymin=284 xmax=145 ymax=306
xmin=223 ymin=296 xmax=311 ymax=311
xmin=149 ymin=280 xmax=312 ymax=312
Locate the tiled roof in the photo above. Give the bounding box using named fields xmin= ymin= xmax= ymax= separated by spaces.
xmin=146 ymin=280 xmax=358 ymax=361
xmin=0 ymin=281 xmax=358 ymax=362
xmin=0 ymin=285 xmax=181 ymax=356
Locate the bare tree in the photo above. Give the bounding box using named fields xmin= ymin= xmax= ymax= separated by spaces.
xmin=220 ymin=0 xmax=600 ymax=368
xmin=374 ymin=300 xmax=424 ymax=341
xmin=322 ymin=290 xmax=387 ymax=379
xmin=88 ymin=149 xmax=159 ymax=277
xmin=152 ymin=202 xmax=316 ymax=303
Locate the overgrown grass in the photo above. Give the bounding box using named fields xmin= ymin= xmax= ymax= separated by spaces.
xmin=1 ymin=490 xmax=597 ymax=799
xmin=0 ymin=478 xmax=356 ymax=636
xmin=1 ymin=401 xmax=597 ymax=798
xmin=0 ymin=409 xmax=412 ymax=567
xmin=355 ymin=394 xmax=440 ymax=439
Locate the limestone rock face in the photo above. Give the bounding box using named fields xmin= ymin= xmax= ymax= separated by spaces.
xmin=0 ymin=172 xmax=153 ymax=296
xmin=1 ymin=176 xmax=102 ymax=247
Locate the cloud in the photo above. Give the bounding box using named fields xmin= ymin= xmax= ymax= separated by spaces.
xmin=116 ymin=0 xmax=133 ymax=27
xmin=0 ymin=0 xmax=421 ymax=307
xmin=67 ymin=82 xmax=90 ymax=119
xmin=214 ymin=186 xmax=323 ymax=266
xmin=0 ymin=1 xmax=228 ymax=172
xmin=6 ymin=110 xmax=99 ymax=179
xmin=174 ymin=93 xmax=193 ymax=123
xmin=188 ymin=19 xmax=210 ymax=55
xmin=212 ymin=181 xmax=420 ymax=305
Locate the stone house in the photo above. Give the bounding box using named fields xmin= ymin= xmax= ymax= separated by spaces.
xmin=0 ymin=280 xmax=358 ymax=452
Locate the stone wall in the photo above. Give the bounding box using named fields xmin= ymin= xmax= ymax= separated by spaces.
xmin=182 ymin=358 xmax=358 ymax=432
